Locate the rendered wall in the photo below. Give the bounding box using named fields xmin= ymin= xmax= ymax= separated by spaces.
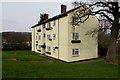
xmin=58 ymin=16 xmax=69 ymax=61
xmin=68 ymin=13 xmax=98 ymax=62
xmin=32 ymin=28 xmax=35 ymax=51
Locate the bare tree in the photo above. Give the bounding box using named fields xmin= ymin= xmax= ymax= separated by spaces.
xmin=38 ymin=13 xmax=45 ymax=23
xmin=72 ymin=1 xmax=120 ymax=63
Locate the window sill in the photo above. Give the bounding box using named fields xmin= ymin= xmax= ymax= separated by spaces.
xmin=36 ymin=41 xmax=38 ymax=43
xmin=46 ymin=27 xmax=53 ymax=30
xmin=37 ymin=50 xmax=41 ymax=52
xmin=71 ymin=40 xmax=81 ymax=43
xmin=37 ymin=29 xmax=41 ymax=32
xmin=72 ymin=55 xmax=79 ymax=57
xmin=41 ymin=44 xmax=46 ymax=48
xmin=46 ymin=52 xmax=51 ymax=55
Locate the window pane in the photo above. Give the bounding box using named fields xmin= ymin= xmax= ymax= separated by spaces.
xmin=72 ymin=49 xmax=75 ymax=55
xmin=53 ymin=34 xmax=56 ymax=40
xmin=72 ymin=48 xmax=79 ymax=56
xmin=73 ymin=33 xmax=74 ymax=40
xmin=72 ymin=33 xmax=79 ymax=40
xmin=53 ymin=20 xmax=55 ymax=26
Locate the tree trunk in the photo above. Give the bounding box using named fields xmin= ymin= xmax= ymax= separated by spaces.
xmin=106 ymin=27 xmax=119 ymax=63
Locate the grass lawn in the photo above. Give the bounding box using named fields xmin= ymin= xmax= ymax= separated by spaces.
xmin=2 ymin=51 xmax=119 ymax=78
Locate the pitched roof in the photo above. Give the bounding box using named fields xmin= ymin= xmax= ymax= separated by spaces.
xmin=31 ymin=6 xmax=82 ymax=28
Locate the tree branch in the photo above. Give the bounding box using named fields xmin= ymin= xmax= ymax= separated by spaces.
xmin=89 ymin=2 xmax=113 ymax=11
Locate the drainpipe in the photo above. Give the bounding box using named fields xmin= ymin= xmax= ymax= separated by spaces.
xmin=58 ymin=19 xmax=59 ymax=59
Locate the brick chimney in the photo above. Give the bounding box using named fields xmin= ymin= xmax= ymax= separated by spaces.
xmin=44 ymin=14 xmax=49 ymax=20
xmin=61 ymin=5 xmax=67 ymax=13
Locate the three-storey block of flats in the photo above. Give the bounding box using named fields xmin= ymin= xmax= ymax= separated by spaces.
xmin=31 ymin=5 xmax=99 ymax=62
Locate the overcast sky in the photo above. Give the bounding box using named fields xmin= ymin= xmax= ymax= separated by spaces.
xmin=1 ymin=0 xmax=119 ymax=32
xmin=1 ymin=1 xmax=75 ymax=32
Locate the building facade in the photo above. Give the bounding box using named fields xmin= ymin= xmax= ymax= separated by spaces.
xmin=31 ymin=5 xmax=99 ymax=62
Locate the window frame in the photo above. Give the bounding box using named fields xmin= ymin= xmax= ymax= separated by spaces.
xmin=53 ymin=20 xmax=56 ymax=26
xmin=38 ymin=35 xmax=41 ymax=40
xmin=72 ymin=33 xmax=79 ymax=40
xmin=72 ymin=17 xmax=79 ymax=25
xmin=47 ymin=46 xmax=51 ymax=52
xmin=47 ymin=34 xmax=51 ymax=40
xmin=53 ymin=34 xmax=56 ymax=40
xmin=47 ymin=22 xmax=51 ymax=28
xmin=53 ymin=47 xmax=55 ymax=53
xmin=39 ymin=45 xmax=41 ymax=49
xmin=72 ymin=48 xmax=79 ymax=57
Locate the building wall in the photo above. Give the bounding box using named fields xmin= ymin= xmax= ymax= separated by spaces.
xmin=58 ymin=16 xmax=69 ymax=61
xmin=67 ymin=13 xmax=98 ymax=62
xmin=32 ymin=25 xmax=45 ymax=54
xmin=45 ymin=16 xmax=69 ymax=61
xmin=32 ymin=28 xmax=35 ymax=51
xmin=32 ymin=7 xmax=99 ymax=62
xmin=45 ymin=20 xmax=59 ymax=59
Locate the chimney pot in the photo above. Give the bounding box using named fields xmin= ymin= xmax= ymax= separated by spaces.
xmin=61 ymin=5 xmax=67 ymax=13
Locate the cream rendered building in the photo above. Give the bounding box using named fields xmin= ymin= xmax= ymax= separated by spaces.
xmin=31 ymin=5 xmax=99 ymax=62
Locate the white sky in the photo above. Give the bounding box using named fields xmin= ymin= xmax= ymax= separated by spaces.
xmin=1 ymin=0 xmax=119 ymax=32
xmin=1 ymin=0 xmax=82 ymax=32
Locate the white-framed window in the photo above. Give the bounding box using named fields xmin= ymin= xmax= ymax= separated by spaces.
xmin=38 ymin=35 xmax=41 ymax=40
xmin=36 ymin=44 xmax=38 ymax=49
xmin=53 ymin=34 xmax=56 ymax=40
xmin=47 ymin=34 xmax=51 ymax=40
xmin=53 ymin=47 xmax=55 ymax=53
xmin=72 ymin=33 xmax=79 ymax=40
xmin=39 ymin=45 xmax=41 ymax=49
xmin=45 ymin=23 xmax=47 ymax=27
xmin=47 ymin=22 xmax=51 ymax=28
xmin=72 ymin=48 xmax=79 ymax=56
xmin=53 ymin=20 xmax=56 ymax=26
xmin=36 ymin=33 xmax=38 ymax=40
xmin=72 ymin=17 xmax=79 ymax=24
xmin=36 ymin=26 xmax=41 ymax=30
xmin=47 ymin=46 xmax=51 ymax=52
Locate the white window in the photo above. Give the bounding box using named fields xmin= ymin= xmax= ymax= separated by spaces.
xmin=36 ymin=33 xmax=38 ymax=40
xmin=47 ymin=46 xmax=51 ymax=52
xmin=36 ymin=26 xmax=41 ymax=30
xmin=72 ymin=48 xmax=79 ymax=56
xmin=72 ymin=33 xmax=79 ymax=40
xmin=53 ymin=20 xmax=56 ymax=26
xmin=47 ymin=22 xmax=51 ymax=28
xmin=47 ymin=34 xmax=51 ymax=40
xmin=53 ymin=34 xmax=56 ymax=40
xmin=53 ymin=47 xmax=55 ymax=53
xmin=38 ymin=35 xmax=41 ymax=40
xmin=72 ymin=17 xmax=78 ymax=24
xmin=39 ymin=45 xmax=41 ymax=49
xmin=36 ymin=44 xmax=38 ymax=49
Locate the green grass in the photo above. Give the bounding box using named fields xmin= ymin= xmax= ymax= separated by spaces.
xmin=2 ymin=51 xmax=119 ymax=78
xmin=2 ymin=51 xmax=52 ymax=61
